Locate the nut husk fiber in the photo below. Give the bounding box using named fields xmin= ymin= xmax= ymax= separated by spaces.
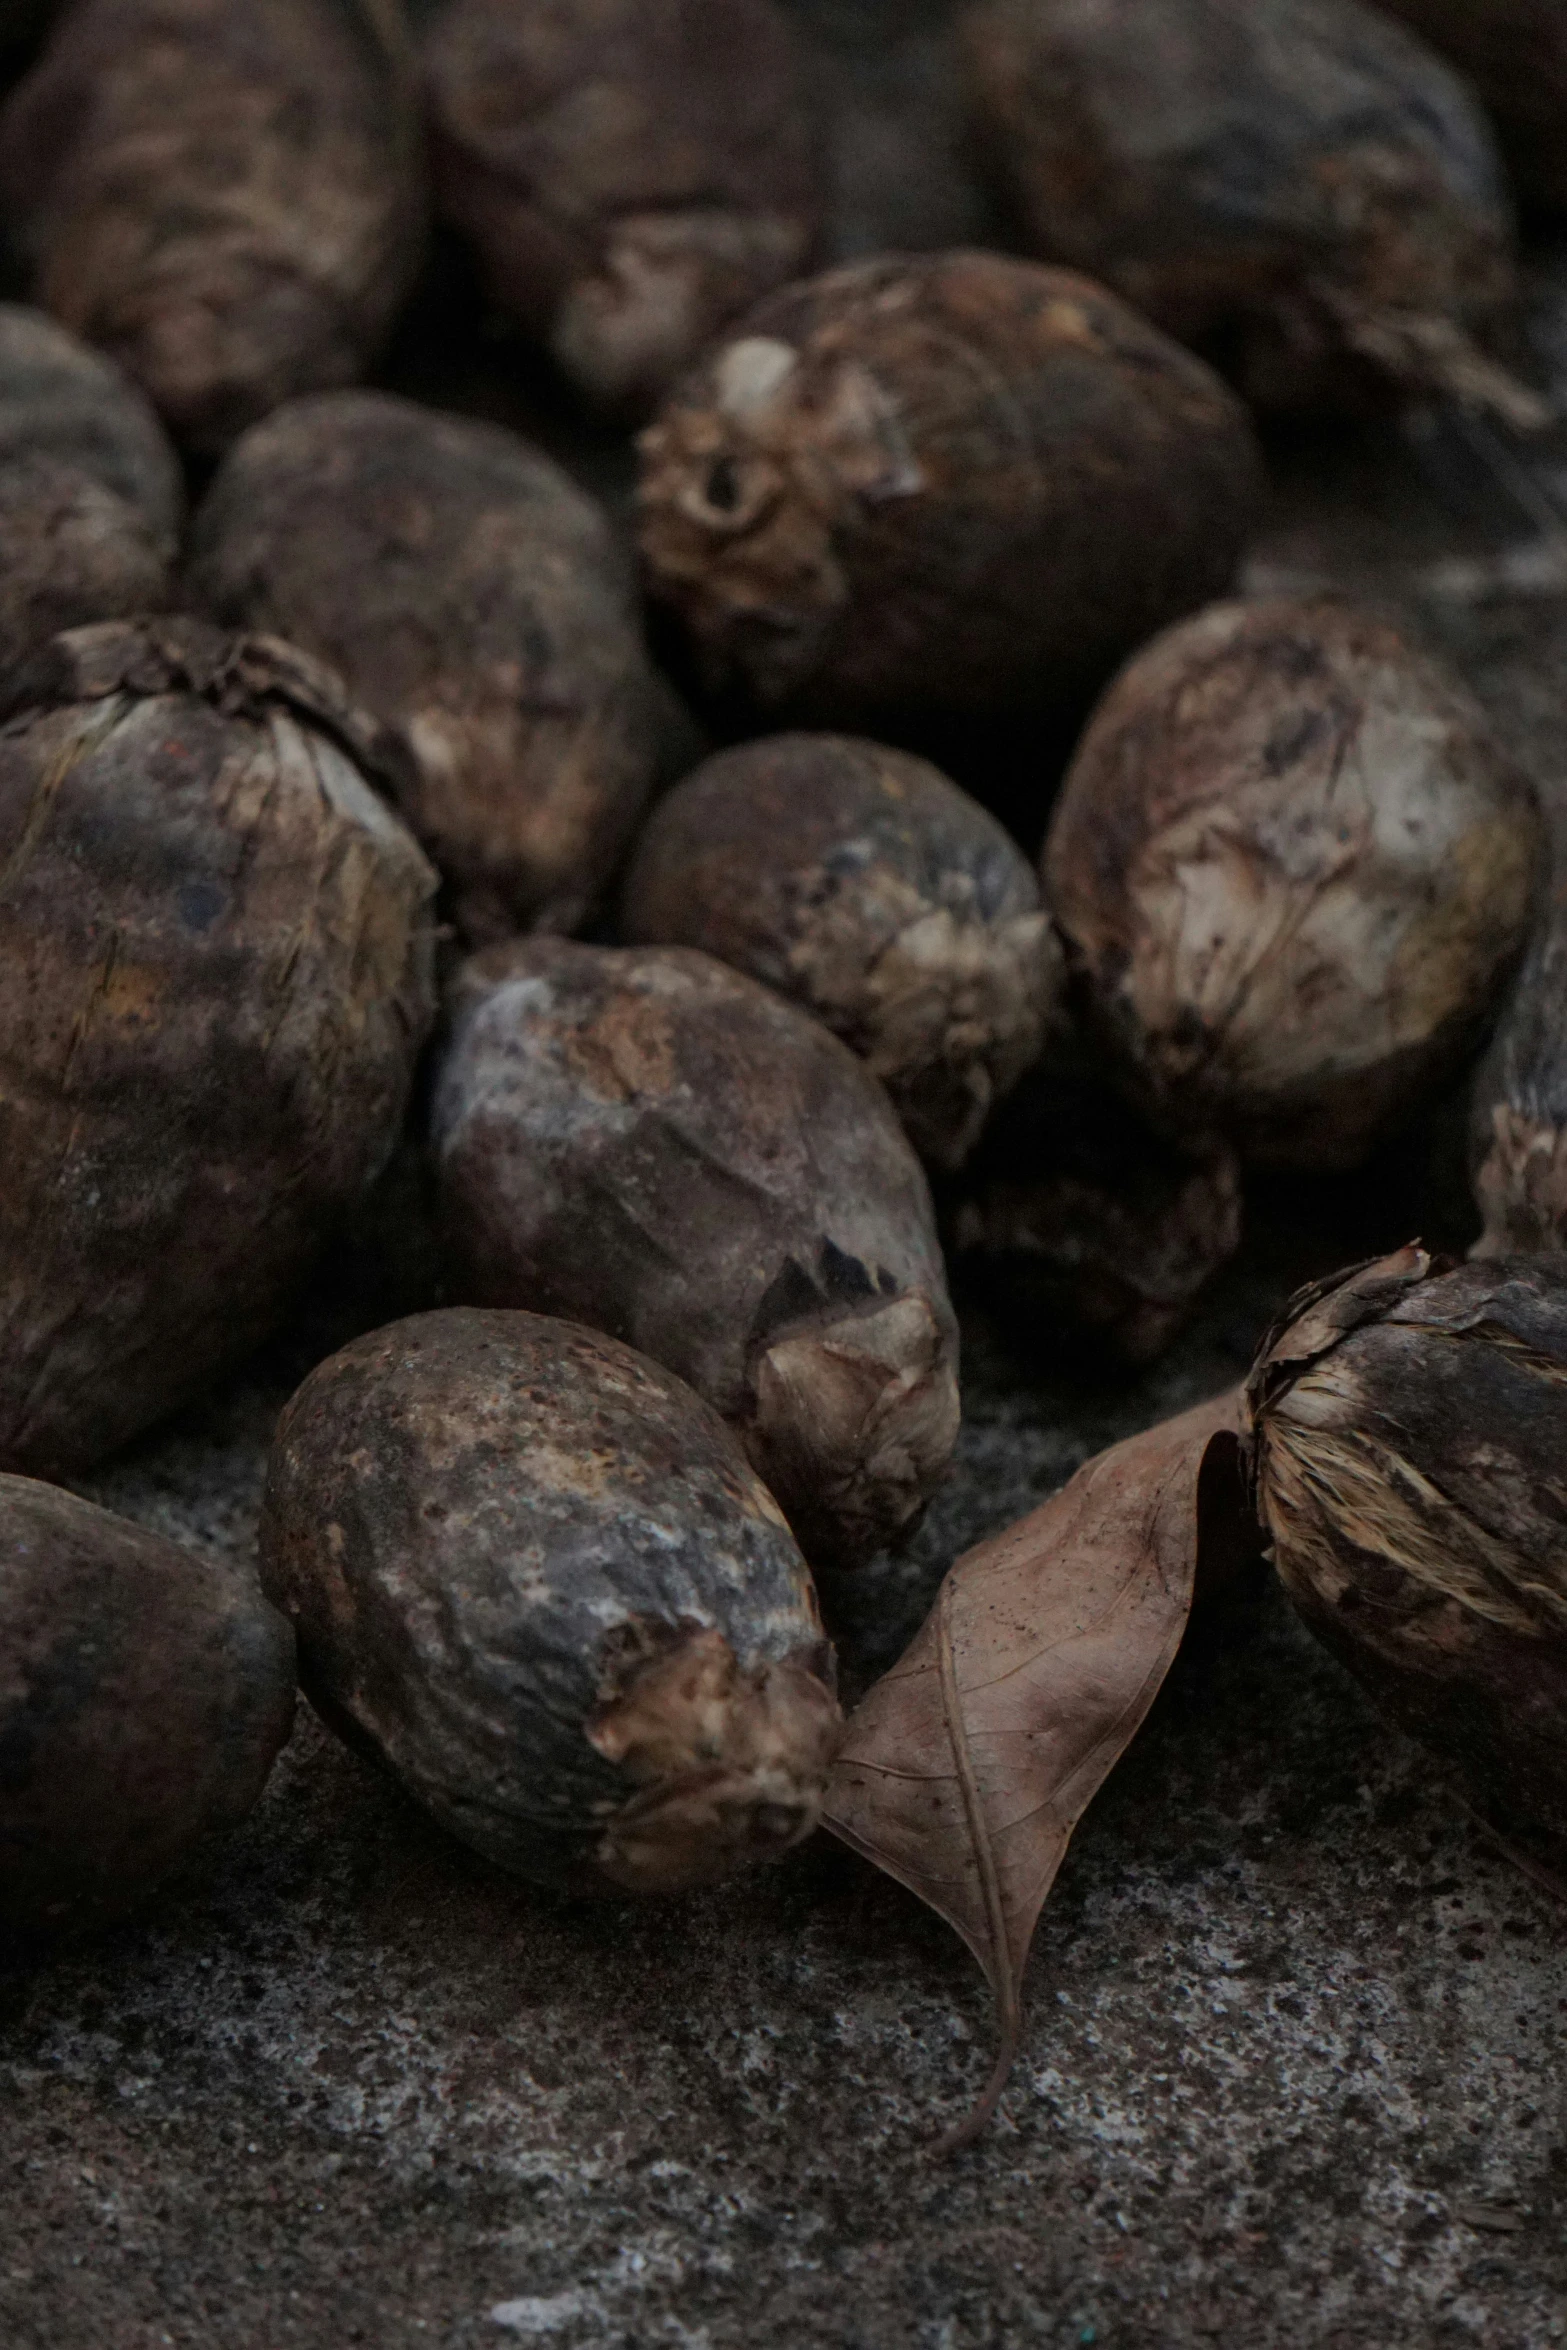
xmin=432 ymin=939 xmax=961 ymax=1574
xmin=1246 ymin=1245 xmax=1567 ymax=1884
xmin=636 ymin=249 xmax=1264 ymax=735
xmin=1043 ymin=597 xmax=1540 ymax=1171
xmin=0 ymin=1473 xmax=296 ymax=1934
xmin=962 ymin=0 xmax=1541 ymax=426
xmin=0 ymin=304 xmax=183 ymax=542
xmin=1377 ymin=1 xmax=1567 ymax=216
xmin=620 ymin=732 xmax=1063 ymax=1169
xmin=259 ymin=1308 xmax=842 ymax=1894
xmin=0 ymin=616 xmax=437 ymax=1478
xmin=424 ymin=0 xmax=822 ymax=420
xmin=187 ymin=390 xmax=675 ymax=943
xmin=0 ymin=0 xmax=427 ymax=453
xmin=951 ymin=1068 xmax=1242 ymax=1367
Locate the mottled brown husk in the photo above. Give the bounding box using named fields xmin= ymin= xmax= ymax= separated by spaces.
xmin=0 ymin=304 xmax=183 ymax=541
xmin=1246 ymin=1246 xmax=1567 ymax=1881
xmin=431 ymin=939 xmax=961 ymax=1572
xmin=0 ymin=1474 xmax=296 ymax=1933
xmin=0 ymin=454 xmax=172 ymax=676
xmin=259 ymin=1308 xmax=842 ymax=1893
xmin=1470 ymin=853 xmax=1567 ymax=1256
xmin=621 ymin=732 xmax=1063 ymax=1167
xmin=425 ymin=0 xmax=821 ymax=419
xmin=962 ymin=0 xmax=1540 ymax=424
xmin=187 ymin=390 xmax=672 ymax=941
xmin=0 ymin=616 xmax=437 ymax=1477
xmin=1044 ymin=597 xmax=1540 ymax=1170
xmin=0 ymin=0 xmax=427 ymax=452
xmin=1378 ymin=0 xmax=1567 ymax=215
xmin=951 ymin=1068 xmax=1242 ymax=1365
xmin=636 ymin=249 xmax=1264 ymax=733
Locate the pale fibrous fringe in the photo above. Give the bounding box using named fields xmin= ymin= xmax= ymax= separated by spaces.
xmin=1262 ymin=1399 xmax=1567 ymax=1637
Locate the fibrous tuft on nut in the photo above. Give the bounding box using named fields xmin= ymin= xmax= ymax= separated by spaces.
xmin=1246 ymin=1245 xmax=1567 ymax=1882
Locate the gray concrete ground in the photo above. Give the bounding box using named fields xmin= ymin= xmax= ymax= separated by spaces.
xmin=5 ymin=262 xmax=1567 ymax=2350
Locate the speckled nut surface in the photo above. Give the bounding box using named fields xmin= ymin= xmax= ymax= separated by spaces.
xmin=621 ymin=732 xmax=1063 ymax=1168
xmin=259 ymin=1307 xmax=842 ymax=1894
xmin=1246 ymin=1245 xmax=1567 ymax=1883
xmin=187 ymin=389 xmax=672 ymax=942
xmin=432 ymin=938 xmax=961 ymax=1573
xmin=962 ymin=0 xmax=1539 ymax=425
xmin=0 ymin=453 xmax=172 ymax=675
xmin=635 ymin=249 xmax=1263 ymax=733
xmin=0 ymin=0 xmax=427 ymax=453
xmin=0 ymin=304 xmax=184 ymax=543
xmin=0 ymin=616 xmax=437 ymax=1478
xmin=424 ymin=0 xmax=821 ymax=419
xmin=0 ymin=1472 xmax=295 ymax=1934
xmin=952 ymin=1067 xmax=1243 ymax=1366
xmin=1378 ymin=0 xmax=1567 ymax=215
xmin=1043 ymin=597 xmax=1540 ymax=1171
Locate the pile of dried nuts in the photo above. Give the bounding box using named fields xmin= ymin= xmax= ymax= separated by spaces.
xmin=2 ymin=0 xmax=1564 ymax=2141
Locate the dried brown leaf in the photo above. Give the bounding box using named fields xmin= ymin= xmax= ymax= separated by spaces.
xmin=824 ymin=1388 xmax=1251 ymax=2150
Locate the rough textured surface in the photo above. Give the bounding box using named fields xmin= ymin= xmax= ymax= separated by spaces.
xmin=187 ymin=390 xmax=673 ymax=941
xmin=0 ymin=0 xmax=426 ymax=451
xmin=622 ymin=732 xmax=1062 ymax=1167
xmin=963 ymin=0 xmax=1537 ymax=422
xmin=261 ymin=1308 xmax=839 ymax=1895
xmin=425 ymin=0 xmax=821 ymax=419
xmin=0 ymin=304 xmax=183 ymax=542
xmin=636 ymin=249 xmax=1264 ymax=735
xmin=0 ymin=453 xmax=172 ymax=674
xmin=3 ymin=251 xmax=1567 ymax=2350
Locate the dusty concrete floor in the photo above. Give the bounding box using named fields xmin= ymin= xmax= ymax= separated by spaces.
xmin=6 ymin=256 xmax=1567 ymax=2350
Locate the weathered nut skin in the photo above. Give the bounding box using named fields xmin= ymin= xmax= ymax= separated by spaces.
xmin=0 ymin=616 xmax=438 ymax=1478
xmin=0 ymin=453 xmax=173 ymax=676
xmin=259 ymin=1308 xmax=842 ymax=1894
xmin=1469 ymin=856 xmax=1567 ymax=1257
xmin=1245 ymin=1245 xmax=1567 ymax=1883
xmin=0 ymin=0 xmax=427 ymax=453
xmin=0 ymin=304 xmax=183 ymax=543
xmin=1378 ymin=1 xmax=1567 ymax=216
xmin=635 ymin=249 xmax=1264 ymax=734
xmin=432 ymin=940 xmax=961 ymax=1572
xmin=1043 ymin=597 xmax=1540 ymax=1172
xmin=962 ymin=0 xmax=1541 ymax=426
xmin=0 ymin=1473 xmax=296 ymax=1933
xmin=951 ymin=1068 xmax=1242 ymax=1366
xmin=424 ymin=0 xmax=822 ymax=421
xmin=621 ymin=733 xmax=1063 ymax=1169
xmin=187 ymin=391 xmax=674 ymax=944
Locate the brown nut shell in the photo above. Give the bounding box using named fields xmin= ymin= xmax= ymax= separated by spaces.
xmin=962 ymin=0 xmax=1540 ymax=425
xmin=635 ymin=248 xmax=1264 ymax=733
xmin=1246 ymin=1246 xmax=1567 ymax=1882
xmin=431 ymin=938 xmax=961 ymax=1573
xmin=425 ymin=0 xmax=821 ymax=420
xmin=187 ymin=390 xmax=673 ymax=942
xmin=259 ymin=1307 xmax=841 ymax=1894
xmin=621 ymin=732 xmax=1063 ymax=1168
xmin=0 ymin=452 xmax=173 ymax=675
xmin=0 ymin=0 xmax=427 ymax=452
xmin=0 ymin=616 xmax=437 ymax=1477
xmin=0 ymin=1473 xmax=296 ymax=1933
xmin=1043 ymin=597 xmax=1540 ymax=1171
xmin=0 ymin=302 xmax=184 ymax=542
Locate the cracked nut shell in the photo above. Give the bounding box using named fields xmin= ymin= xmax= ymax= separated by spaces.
xmin=259 ymin=1307 xmax=842 ymax=1894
